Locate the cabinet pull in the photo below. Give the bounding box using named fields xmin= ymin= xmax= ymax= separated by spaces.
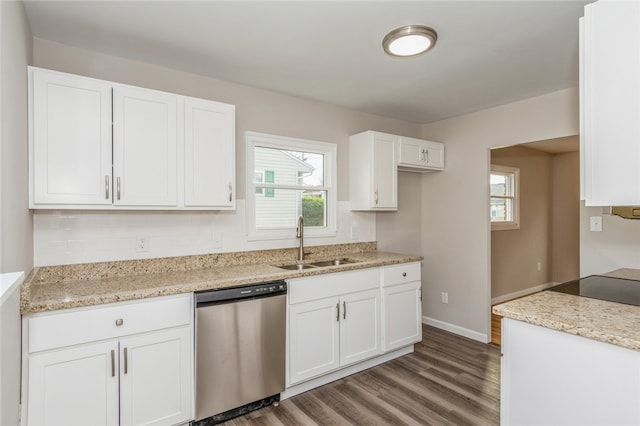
xmin=336 ymin=302 xmax=340 ymax=322
xmin=228 ymin=182 xmax=233 ymax=202
xmin=420 ymin=149 xmax=425 ymax=162
xmin=374 ymin=190 xmax=379 ymax=204
xmin=105 ymin=176 xmax=110 ymax=199
xmin=115 ymin=318 xmax=123 ymax=326
xmin=424 ymin=149 xmax=429 ymax=163
xmin=123 ymin=347 xmax=128 ymax=374
xmin=402 ymin=272 xmax=407 ymax=277
xmin=116 ymin=177 xmax=121 ymax=201
xmin=343 ymin=301 xmax=346 ymax=320
xmin=110 ymin=350 xmax=115 ymax=377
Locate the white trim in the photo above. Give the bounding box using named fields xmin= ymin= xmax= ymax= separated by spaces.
xmin=245 ymin=131 xmax=337 ymax=241
xmin=280 ymin=345 xmax=413 ymax=400
xmin=491 ymin=282 xmax=558 ymax=305
xmin=422 ymin=316 xmax=488 ymax=343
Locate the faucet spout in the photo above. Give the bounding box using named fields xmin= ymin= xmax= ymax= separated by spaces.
xmin=296 ymin=215 xmax=304 ymax=261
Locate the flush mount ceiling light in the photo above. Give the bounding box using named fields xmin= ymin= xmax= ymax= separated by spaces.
xmin=382 ymin=25 xmax=438 ymax=57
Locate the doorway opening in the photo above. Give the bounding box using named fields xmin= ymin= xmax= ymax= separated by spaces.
xmin=490 ymin=136 xmax=580 ymax=345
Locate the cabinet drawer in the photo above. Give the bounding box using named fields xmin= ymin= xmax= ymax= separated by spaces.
xmin=288 ymin=268 xmax=380 ymax=304
xmin=382 ymin=262 xmax=421 ymax=287
xmin=27 ymin=293 xmax=192 ymax=353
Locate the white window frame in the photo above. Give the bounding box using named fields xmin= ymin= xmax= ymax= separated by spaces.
xmin=246 ymin=131 xmax=337 ymax=241
xmin=490 ymin=164 xmax=520 ymax=231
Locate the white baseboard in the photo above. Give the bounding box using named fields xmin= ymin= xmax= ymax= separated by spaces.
xmin=423 ymin=316 xmax=488 ymax=343
xmin=281 ymin=345 xmax=413 ymax=400
xmin=491 ymin=281 xmax=558 ymax=305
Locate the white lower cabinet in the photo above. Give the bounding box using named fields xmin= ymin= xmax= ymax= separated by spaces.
xmin=287 ymin=269 xmax=382 ymax=386
xmin=287 ymin=263 xmax=422 ymax=388
xmin=22 ymin=294 xmax=193 ymax=426
xmin=381 ymin=262 xmax=423 ymax=352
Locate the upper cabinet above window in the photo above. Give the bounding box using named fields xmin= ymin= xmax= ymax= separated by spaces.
xmin=581 ymin=1 xmax=640 ymax=206
xmin=28 ymin=67 xmax=236 ymax=210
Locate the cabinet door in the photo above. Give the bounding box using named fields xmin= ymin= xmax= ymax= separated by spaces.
xmin=119 ymin=327 xmax=193 ymax=426
xmin=27 ymin=341 xmax=119 ymax=426
xmin=113 ymin=86 xmax=178 ymax=206
xmin=288 ymin=297 xmax=340 ymax=385
xmin=398 ymin=137 xmax=444 ymax=171
xmin=372 ymin=133 xmax=397 ymax=209
xmin=583 ymin=1 xmax=640 ymax=205
xmin=30 ymin=68 xmax=113 ymax=206
xmin=339 ymin=289 xmax=382 ymax=366
xmin=184 ymin=97 xmax=236 ymax=208
xmin=383 ymin=281 xmax=422 ymax=351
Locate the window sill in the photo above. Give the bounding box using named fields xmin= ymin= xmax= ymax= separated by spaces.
xmin=491 ymin=222 xmax=520 ymax=231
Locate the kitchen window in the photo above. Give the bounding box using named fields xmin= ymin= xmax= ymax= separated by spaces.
xmin=246 ymin=131 xmax=337 ymax=240
xmin=490 ymin=165 xmax=520 ymax=231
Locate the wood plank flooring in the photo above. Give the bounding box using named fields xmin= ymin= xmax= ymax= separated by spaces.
xmin=225 ymin=325 xmax=501 ymax=425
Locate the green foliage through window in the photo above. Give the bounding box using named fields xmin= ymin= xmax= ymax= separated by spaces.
xmin=302 ymin=195 xmax=325 ymax=226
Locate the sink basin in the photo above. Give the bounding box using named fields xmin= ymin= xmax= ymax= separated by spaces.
xmin=277 ymin=263 xmax=317 ymax=271
xmin=309 ymin=258 xmax=358 ymax=267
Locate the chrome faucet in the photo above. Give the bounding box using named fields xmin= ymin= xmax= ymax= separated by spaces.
xmin=296 ymin=215 xmax=305 ymax=261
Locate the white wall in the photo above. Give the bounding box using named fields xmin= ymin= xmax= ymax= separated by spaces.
xmin=580 ymin=205 xmax=640 ymax=276
xmin=31 ymin=39 xmax=423 ymax=266
xmin=420 ymin=88 xmax=579 ymax=342
xmin=1 ymin=1 xmax=33 ymax=274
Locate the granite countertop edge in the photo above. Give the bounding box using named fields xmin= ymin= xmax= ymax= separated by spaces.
xmin=22 ymin=247 xmax=423 ymax=315
xmin=493 ymin=271 xmax=640 ymax=352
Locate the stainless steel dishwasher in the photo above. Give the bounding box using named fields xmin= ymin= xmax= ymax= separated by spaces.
xmin=194 ymin=280 xmax=287 ymax=425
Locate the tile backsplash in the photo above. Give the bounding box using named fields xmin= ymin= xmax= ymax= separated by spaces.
xmin=33 ymin=201 xmax=376 ymax=266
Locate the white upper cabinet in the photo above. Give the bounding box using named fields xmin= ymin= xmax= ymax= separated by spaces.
xmin=30 ymin=68 xmax=113 ymax=206
xmin=28 ymin=67 xmax=236 ymax=210
xmin=349 ymin=131 xmax=398 ymax=211
xmin=397 ymin=136 xmax=444 ymax=172
xmin=582 ymin=0 xmax=640 ymax=206
xmin=113 ymin=86 xmax=178 ymax=207
xmin=349 ymin=130 xmax=444 ymax=211
xmin=184 ymin=97 xmax=236 ymax=209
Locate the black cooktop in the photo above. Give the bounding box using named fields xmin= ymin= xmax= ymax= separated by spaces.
xmin=547 ymin=275 xmax=640 ymax=307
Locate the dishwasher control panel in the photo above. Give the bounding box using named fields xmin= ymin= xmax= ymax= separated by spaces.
xmin=195 ymin=280 xmax=287 ymax=306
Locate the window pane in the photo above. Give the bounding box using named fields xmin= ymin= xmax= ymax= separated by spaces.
xmin=490 ymin=173 xmax=511 ymax=196
xmin=490 ymin=197 xmax=513 ymax=222
xmin=255 ymin=146 xmax=324 ymax=187
xmin=255 ymin=189 xmax=326 ymax=229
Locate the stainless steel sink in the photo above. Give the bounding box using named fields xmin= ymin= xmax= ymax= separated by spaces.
xmin=276 ymin=258 xmax=359 ymax=270
xmin=277 ymin=263 xmax=317 ymax=271
xmin=309 ymin=258 xmax=358 ymax=267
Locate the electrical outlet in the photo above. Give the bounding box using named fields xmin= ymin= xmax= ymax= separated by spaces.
xmin=441 ymin=292 xmax=449 ymax=304
xmin=136 ymin=235 xmax=149 ymax=252
xmin=537 ymin=261 xmax=542 ymax=271
xmin=590 ymin=216 xmax=603 ymax=232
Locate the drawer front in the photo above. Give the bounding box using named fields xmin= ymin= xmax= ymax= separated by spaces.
xmin=382 ymin=262 xmax=421 ymax=287
xmin=288 ymin=268 xmax=380 ymax=304
xmin=27 ymin=293 xmax=192 ymax=353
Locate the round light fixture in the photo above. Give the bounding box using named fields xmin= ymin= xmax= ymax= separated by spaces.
xmin=383 ymin=25 xmax=438 ymax=57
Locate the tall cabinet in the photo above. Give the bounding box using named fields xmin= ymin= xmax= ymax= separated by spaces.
xmin=582 ymin=0 xmax=640 ymax=206
xmin=28 ymin=67 xmax=236 ymax=210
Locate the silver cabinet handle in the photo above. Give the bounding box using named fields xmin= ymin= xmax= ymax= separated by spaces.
xmin=228 ymin=182 xmax=233 ymax=202
xmin=374 ymin=190 xmax=379 ymax=205
xmin=343 ymin=301 xmax=346 ymax=320
xmin=424 ymin=149 xmax=429 ymax=163
xmin=105 ymin=176 xmax=110 ymax=199
xmin=336 ymin=302 xmax=340 ymax=322
xmin=110 ymin=350 xmax=115 ymax=377
xmin=123 ymin=347 xmax=128 ymax=374
xmin=115 ymin=318 xmax=123 ymax=326
xmin=116 ymin=177 xmax=121 ymax=200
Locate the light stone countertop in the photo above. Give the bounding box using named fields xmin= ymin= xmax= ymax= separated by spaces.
xmin=493 ymin=269 xmax=640 ymax=352
xmin=21 ymin=242 xmax=423 ymax=314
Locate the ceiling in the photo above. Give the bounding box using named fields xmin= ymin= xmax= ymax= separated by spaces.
xmin=23 ymin=0 xmax=592 ymax=124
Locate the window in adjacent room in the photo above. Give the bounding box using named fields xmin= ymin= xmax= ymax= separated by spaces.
xmin=490 ymin=164 xmax=520 ymax=230
xmin=246 ymin=131 xmax=337 ymax=240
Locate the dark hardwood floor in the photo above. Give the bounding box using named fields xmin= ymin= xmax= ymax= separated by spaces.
xmin=225 ymin=325 xmax=501 ymax=425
